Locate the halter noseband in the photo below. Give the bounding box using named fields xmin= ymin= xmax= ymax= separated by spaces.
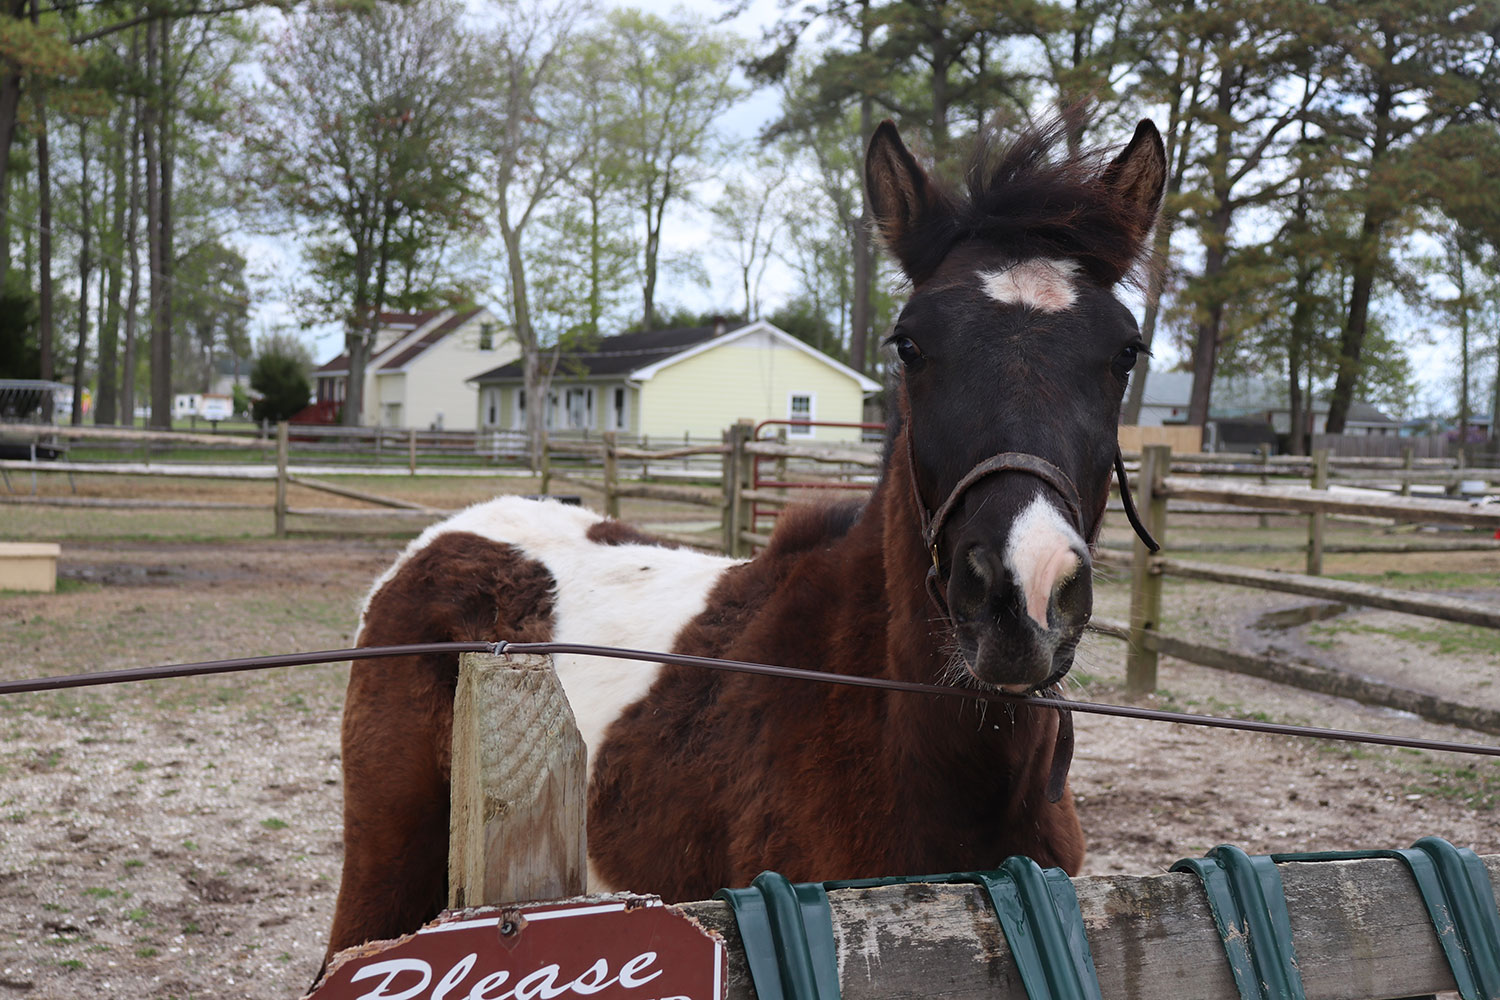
xmin=903 ymin=410 xmax=1160 ymax=613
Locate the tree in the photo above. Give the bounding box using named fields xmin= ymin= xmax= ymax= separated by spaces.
xmin=475 ymin=0 xmax=587 ymax=466
xmin=710 ymin=155 xmax=787 ymax=321
xmin=1175 ymin=0 xmax=1332 ymax=428
xmin=248 ymin=0 xmax=479 ymax=427
xmin=606 ymin=8 xmax=741 ymax=331
xmin=249 ymin=337 xmax=311 ymax=423
xmin=171 ymin=240 xmax=249 ymax=392
xmin=1317 ymin=0 xmax=1500 ymax=433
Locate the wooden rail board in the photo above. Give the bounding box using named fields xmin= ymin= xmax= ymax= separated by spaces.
xmin=1151 ymin=556 xmax=1500 ymax=630
xmin=1091 ymin=615 xmax=1500 ymax=735
xmin=1163 ymin=476 xmax=1500 ymax=528
xmin=286 ymin=474 xmax=435 ymax=511
xmin=674 ymin=855 xmax=1500 ymax=1000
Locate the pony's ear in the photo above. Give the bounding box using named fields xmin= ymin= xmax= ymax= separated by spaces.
xmin=865 ymin=120 xmax=949 ymax=283
xmin=1100 ymin=119 xmax=1166 ymax=226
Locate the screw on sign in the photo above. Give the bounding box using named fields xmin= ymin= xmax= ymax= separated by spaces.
xmin=307 ymin=897 xmax=726 ymax=1000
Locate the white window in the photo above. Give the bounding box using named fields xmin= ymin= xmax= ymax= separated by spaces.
xmin=609 ymin=386 xmax=629 ymax=431
xmin=564 ymin=387 xmax=594 ymax=430
xmin=788 ymin=393 xmax=815 ymax=437
xmin=482 ymin=388 xmax=501 ymax=427
xmin=479 ymin=322 xmax=496 ymax=351
xmin=515 ymin=388 xmax=527 ymax=429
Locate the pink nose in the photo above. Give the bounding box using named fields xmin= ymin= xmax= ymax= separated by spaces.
xmin=1022 ymin=546 xmax=1081 ymax=628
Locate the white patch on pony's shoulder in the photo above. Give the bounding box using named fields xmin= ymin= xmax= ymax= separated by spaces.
xmin=977 ymin=258 xmax=1081 ymax=313
xmin=1003 ymin=492 xmax=1085 ymax=628
xmin=360 ymin=496 xmax=741 ymax=894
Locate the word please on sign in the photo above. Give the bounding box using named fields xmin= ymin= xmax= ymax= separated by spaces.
xmin=308 ymin=898 xmax=726 ymax=1000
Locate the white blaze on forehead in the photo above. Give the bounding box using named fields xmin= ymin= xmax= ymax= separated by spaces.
xmin=977 ymin=258 xmax=1081 ymax=313
xmin=1003 ymin=492 xmax=1085 ymax=628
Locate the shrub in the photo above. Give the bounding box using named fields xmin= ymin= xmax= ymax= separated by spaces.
xmin=249 ymin=348 xmax=311 ymax=423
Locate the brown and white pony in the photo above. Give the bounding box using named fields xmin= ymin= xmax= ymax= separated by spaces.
xmin=326 ymin=117 xmax=1166 ymax=959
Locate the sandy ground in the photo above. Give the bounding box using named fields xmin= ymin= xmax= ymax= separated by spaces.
xmin=0 ymin=511 xmax=1496 ymax=998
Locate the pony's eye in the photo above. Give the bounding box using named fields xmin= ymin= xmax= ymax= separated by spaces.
xmin=1112 ymin=342 xmax=1143 ymax=380
xmin=893 ymin=336 xmax=924 ymax=367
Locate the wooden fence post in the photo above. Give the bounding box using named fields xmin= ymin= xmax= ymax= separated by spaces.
xmin=603 ymin=431 xmax=620 ymax=518
xmin=1126 ymin=444 xmax=1170 ymax=694
xmin=1447 ymin=447 xmax=1467 ymax=497
xmin=539 ymin=437 xmax=552 ymax=494
xmin=722 ymin=420 xmax=753 ymax=556
xmin=1307 ymin=447 xmax=1329 ymax=576
xmin=1257 ymin=449 xmax=1270 ymax=529
xmin=408 ymin=428 xmax=417 ymax=476
xmin=274 ymin=420 xmax=289 ymax=539
xmin=1401 ymin=445 xmax=1414 ymax=497
xmin=448 ymin=651 xmax=586 ymax=910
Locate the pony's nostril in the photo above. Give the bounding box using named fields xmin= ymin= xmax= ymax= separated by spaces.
xmin=1053 ymin=552 xmax=1093 ymax=627
xmin=964 ymin=544 xmax=1001 ymax=586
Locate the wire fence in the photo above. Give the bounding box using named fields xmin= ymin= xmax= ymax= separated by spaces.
xmin=2 ymin=637 xmax=1497 ymax=760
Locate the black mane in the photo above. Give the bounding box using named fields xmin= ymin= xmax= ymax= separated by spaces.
xmin=893 ymin=118 xmax=1155 ymax=288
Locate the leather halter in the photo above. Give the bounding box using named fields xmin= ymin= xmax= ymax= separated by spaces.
xmin=903 ymin=414 xmax=1160 ymax=610
xmin=899 ymin=394 xmax=1160 ymax=806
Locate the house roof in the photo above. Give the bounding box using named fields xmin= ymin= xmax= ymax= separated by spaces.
xmin=378 ymin=308 xmax=483 ymax=371
xmin=470 ymin=320 xmax=882 ymax=393
xmin=314 ymin=308 xmax=488 ymax=377
xmin=1138 ymin=370 xmax=1396 ymax=424
xmin=473 ymin=323 xmax=741 ymax=382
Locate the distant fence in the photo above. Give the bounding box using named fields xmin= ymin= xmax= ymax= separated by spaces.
xmin=1312 ymin=432 xmax=1450 ymax=459
xmin=1117 ymin=423 xmax=1203 ymax=454
xmin=1096 ymin=443 xmax=1500 ymax=734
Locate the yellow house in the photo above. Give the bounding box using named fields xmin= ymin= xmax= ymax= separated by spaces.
xmin=470 ymin=319 xmax=881 ymax=442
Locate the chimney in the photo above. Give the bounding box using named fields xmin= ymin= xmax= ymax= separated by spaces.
xmin=712 ymin=314 xmax=727 ymax=337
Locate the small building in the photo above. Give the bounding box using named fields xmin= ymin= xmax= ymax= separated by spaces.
xmin=309 ymin=307 xmax=513 ymax=430
xmin=470 ymin=319 xmax=881 ymax=442
xmin=1134 ymin=370 xmax=1398 ymax=452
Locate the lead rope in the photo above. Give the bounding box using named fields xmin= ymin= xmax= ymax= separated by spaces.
xmin=1114 ymin=448 xmax=1159 ymax=553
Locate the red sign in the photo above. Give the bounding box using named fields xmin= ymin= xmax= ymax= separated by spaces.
xmin=309 ymin=897 xmax=726 ymax=1000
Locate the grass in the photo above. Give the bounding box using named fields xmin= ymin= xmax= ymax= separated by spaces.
xmin=1403 ymin=762 xmax=1500 ymax=810
xmin=1332 ymin=568 xmax=1500 ymax=592
xmin=1307 ymin=619 xmax=1500 ymax=658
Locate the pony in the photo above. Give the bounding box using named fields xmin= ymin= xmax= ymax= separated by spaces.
xmin=325 ymin=115 xmax=1166 ymax=960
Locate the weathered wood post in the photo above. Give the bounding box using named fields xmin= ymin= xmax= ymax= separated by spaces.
xmin=1401 ymin=445 xmax=1414 ymax=497
xmin=539 ymin=437 xmax=552 ymax=495
xmin=1307 ymin=447 xmax=1329 ymax=576
xmin=1126 ymin=444 xmax=1169 ymax=694
xmin=1447 ymin=447 xmax=1467 ymax=497
xmin=722 ymin=420 xmax=753 ymax=556
xmin=603 ymin=431 xmax=620 ymax=519
xmin=274 ymin=420 xmax=289 ymax=539
xmin=408 ymin=428 xmax=418 ymax=476
xmin=449 ymin=651 xmax=587 ymax=910
xmin=1257 ymin=448 xmax=1270 ymax=529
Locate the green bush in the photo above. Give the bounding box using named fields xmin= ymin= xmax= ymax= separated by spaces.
xmin=249 ymin=350 xmax=310 ymax=423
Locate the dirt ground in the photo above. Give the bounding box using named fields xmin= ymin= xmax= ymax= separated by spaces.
xmin=0 ymin=496 xmax=1497 ymax=999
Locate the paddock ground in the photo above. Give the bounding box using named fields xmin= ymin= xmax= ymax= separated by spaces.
xmin=1 ymin=479 xmax=1497 ymax=999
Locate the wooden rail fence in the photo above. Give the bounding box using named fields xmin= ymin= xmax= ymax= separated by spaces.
xmin=321 ymin=647 xmax=1500 ymax=1000
xmin=1102 ymin=444 xmax=1500 ymax=734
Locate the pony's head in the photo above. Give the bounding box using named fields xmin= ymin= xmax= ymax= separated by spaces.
xmin=868 ymin=117 xmax=1165 ymax=693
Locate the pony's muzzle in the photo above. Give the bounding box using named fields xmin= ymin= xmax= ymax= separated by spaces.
xmin=944 ymin=493 xmax=1092 ymax=690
